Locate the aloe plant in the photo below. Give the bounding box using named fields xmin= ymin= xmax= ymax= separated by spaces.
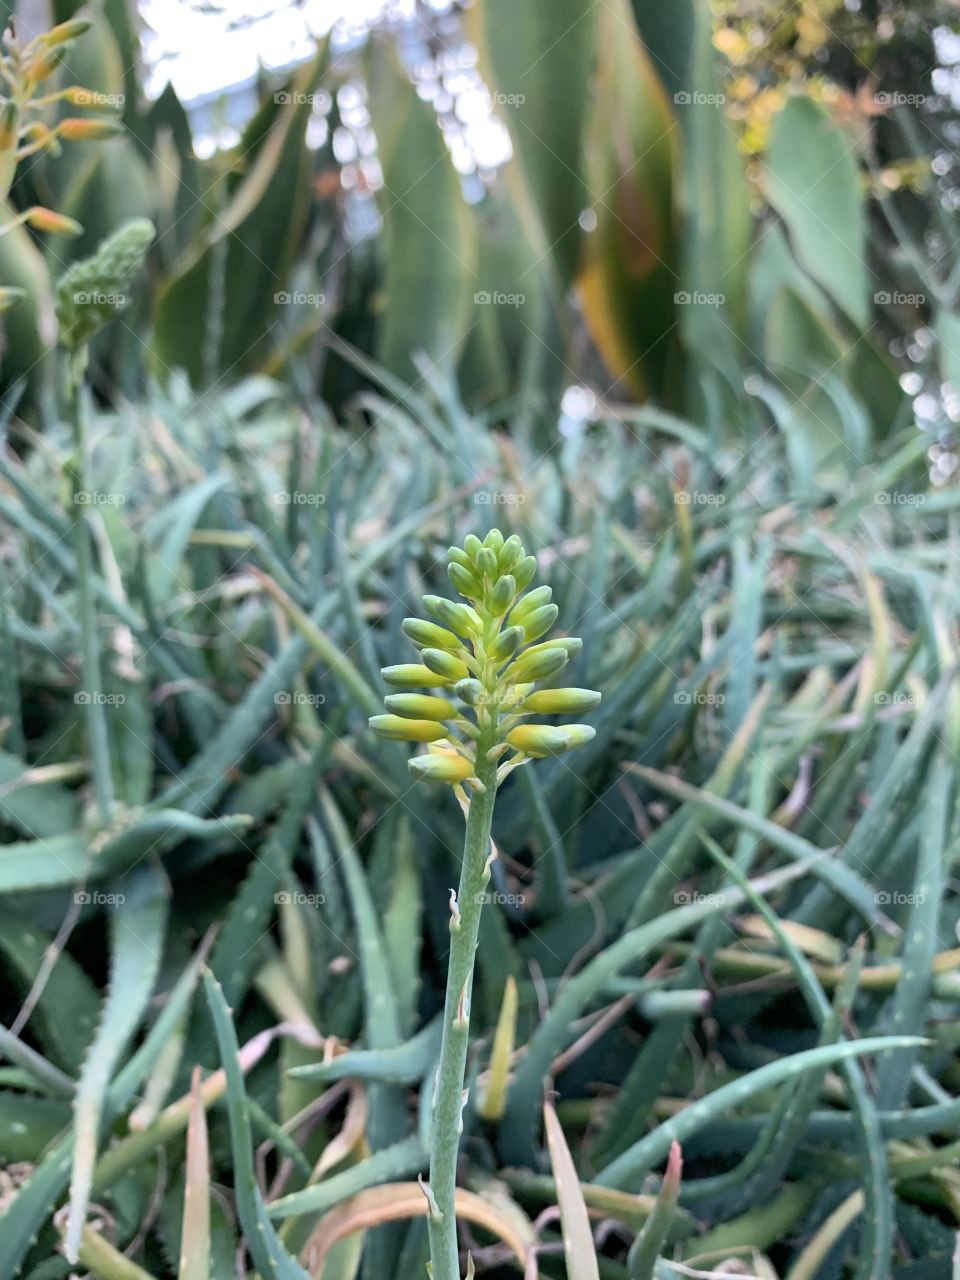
xmin=370 ymin=527 xmax=600 ymax=1280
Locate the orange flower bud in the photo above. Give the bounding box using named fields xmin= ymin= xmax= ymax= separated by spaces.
xmin=0 ymin=102 xmax=18 ymax=151
xmin=57 ymin=117 xmax=122 ymax=141
xmin=24 ymin=206 xmax=82 ymax=235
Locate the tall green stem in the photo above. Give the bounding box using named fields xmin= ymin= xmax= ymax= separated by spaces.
xmin=68 ymin=359 xmax=113 ymax=822
xmin=427 ymin=732 xmax=498 ymax=1280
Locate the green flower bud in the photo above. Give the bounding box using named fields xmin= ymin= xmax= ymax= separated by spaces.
xmin=384 ymin=693 xmax=457 ymax=721
xmin=423 ymin=595 xmax=481 ymax=638
xmin=369 ymin=715 xmax=449 ymax=742
xmin=41 ymin=18 xmax=92 ymax=45
xmin=522 ymin=636 xmax=583 ymax=662
xmin=513 ymin=555 xmax=538 ymax=592
xmin=448 ymin=562 xmax=480 ymax=598
xmin=522 ymin=688 xmax=602 ymax=714
xmin=497 ymin=534 xmax=523 ymax=571
xmin=489 ymin=575 xmax=516 ymax=615
xmin=483 ymin=528 xmax=504 ymax=552
xmin=506 ymin=724 xmax=596 ymax=757
xmin=448 ymin=546 xmax=474 ymax=570
xmin=381 ymin=663 xmax=454 ymax=688
xmin=464 ymin=534 xmax=483 ymax=559
xmin=510 ymin=585 xmax=553 ymax=624
xmin=505 ymin=646 xmax=569 ymax=683
xmin=489 ymin=626 xmax=525 ymax=662
xmin=521 ymin=603 xmax=559 ymax=643
xmin=422 ymin=648 xmax=470 ymax=681
xmin=476 ymin=547 xmax=497 ymax=578
xmin=454 ymin=678 xmax=485 ymax=705
xmin=409 ymin=752 xmax=474 ymax=784
xmin=402 ymin=617 xmax=462 ymax=651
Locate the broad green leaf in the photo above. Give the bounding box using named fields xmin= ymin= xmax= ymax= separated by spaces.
xmin=367 ymin=43 xmax=476 ymax=381
xmin=578 ymin=0 xmax=679 ymax=400
xmin=762 ymin=95 xmax=868 ymax=329
xmin=468 ymin=0 xmax=597 ymax=286
xmin=153 ymin=48 xmax=328 ymax=385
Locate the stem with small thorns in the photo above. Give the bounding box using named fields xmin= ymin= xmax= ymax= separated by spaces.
xmin=67 ymin=356 xmax=113 ymax=822
xmin=427 ymin=727 xmax=498 ymax=1280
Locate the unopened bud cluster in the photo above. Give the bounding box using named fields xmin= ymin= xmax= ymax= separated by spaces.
xmin=55 ymin=217 xmax=155 ymax=353
xmin=369 ymin=529 xmax=600 ymax=789
xmin=0 ymin=17 xmax=123 ymax=223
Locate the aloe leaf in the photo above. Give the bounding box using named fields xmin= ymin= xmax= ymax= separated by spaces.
xmin=202 ymin=970 xmax=311 ymax=1280
xmin=0 ymin=904 xmax=99 ymax=1070
xmin=0 ymin=941 xmax=205 ymax=1280
xmin=626 ymin=1141 xmax=681 ymax=1279
xmin=875 ymin=750 xmax=952 ymax=1110
xmin=64 ymin=866 xmax=169 ymax=1263
xmin=499 ymin=858 xmax=815 ymax=1165
xmin=289 ymin=1018 xmax=443 ymax=1087
xmin=597 ymin=1035 xmax=923 ymax=1191
xmin=267 ymin=1136 xmax=430 ymax=1221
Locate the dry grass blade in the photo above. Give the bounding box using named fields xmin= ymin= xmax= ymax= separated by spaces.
xmin=544 ymin=1096 xmax=600 ymax=1280
xmin=179 ymin=1065 xmax=210 ymax=1280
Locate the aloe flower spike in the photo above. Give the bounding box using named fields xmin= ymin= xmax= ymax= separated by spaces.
xmin=368 ymin=529 xmax=599 ymax=1280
